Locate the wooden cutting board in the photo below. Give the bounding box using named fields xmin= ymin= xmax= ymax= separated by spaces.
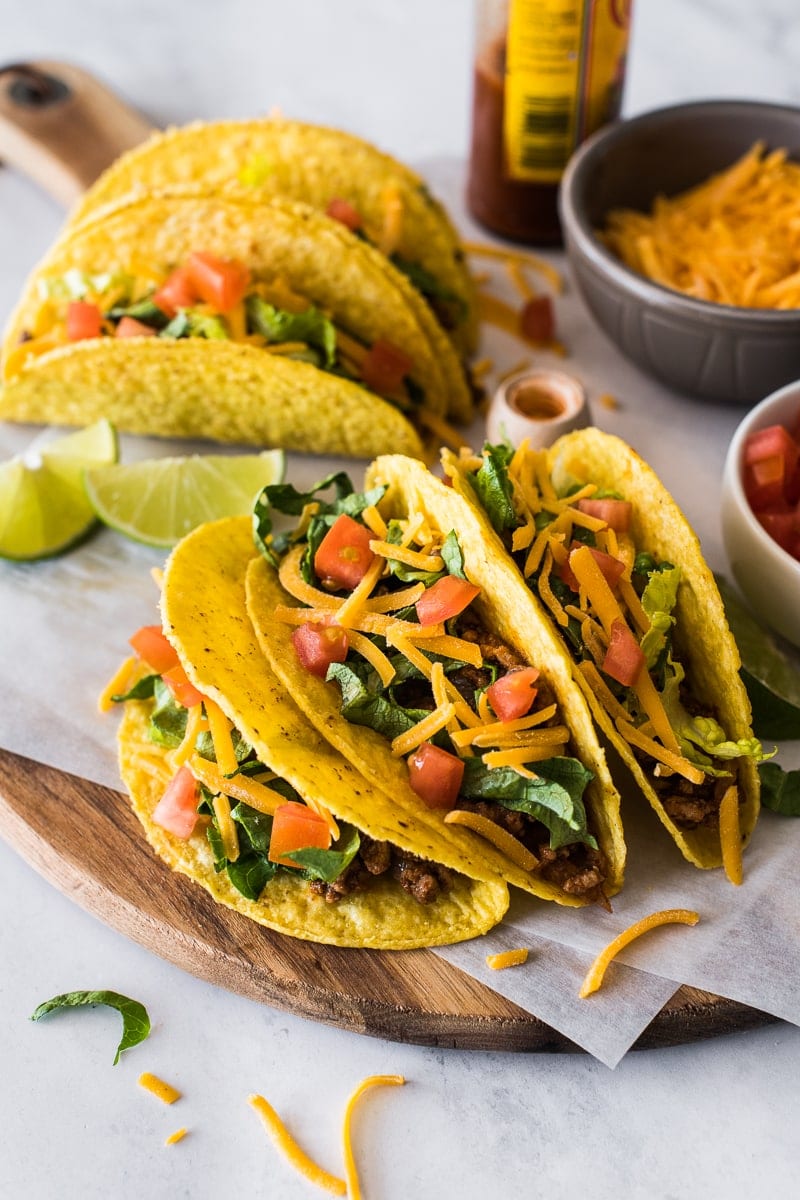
xmin=0 ymin=747 xmax=775 ymax=1052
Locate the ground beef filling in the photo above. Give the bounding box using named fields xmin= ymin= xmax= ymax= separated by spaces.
xmin=308 ymin=835 xmax=454 ymax=905
xmin=457 ymin=800 xmax=606 ymax=903
xmin=645 ymin=759 xmax=736 ymax=829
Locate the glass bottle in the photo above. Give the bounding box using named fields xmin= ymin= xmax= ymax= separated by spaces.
xmin=467 ymin=0 xmax=633 ymax=245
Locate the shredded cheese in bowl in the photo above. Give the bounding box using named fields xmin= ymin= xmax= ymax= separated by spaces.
xmin=601 ymin=143 xmax=800 ymax=308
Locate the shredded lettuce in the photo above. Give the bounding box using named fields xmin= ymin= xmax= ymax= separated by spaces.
xmin=468 ymin=443 xmax=517 ymax=533
xmin=639 ymin=566 xmax=681 ymax=668
xmin=660 ymin=664 xmax=773 ymax=776
xmin=37 ymin=268 xmax=134 ymax=302
xmin=160 ymin=308 xmax=229 ymax=340
xmin=460 ymin=757 xmax=596 ymax=850
xmin=246 ymin=296 xmax=337 ymax=367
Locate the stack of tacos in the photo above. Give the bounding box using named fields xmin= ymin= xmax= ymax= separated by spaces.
xmin=0 ymin=119 xmax=477 ymax=457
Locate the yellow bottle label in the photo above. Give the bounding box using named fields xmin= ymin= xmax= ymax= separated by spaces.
xmin=504 ymin=0 xmax=632 ymax=184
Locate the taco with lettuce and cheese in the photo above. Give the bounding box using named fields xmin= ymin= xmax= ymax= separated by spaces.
xmin=442 ymin=429 xmax=769 ymax=872
xmin=65 ymin=116 xmax=479 ymax=381
xmin=112 ymin=516 xmax=509 ymax=949
xmin=0 ymin=190 xmax=472 ymax=458
xmin=244 ymin=458 xmax=626 ymax=908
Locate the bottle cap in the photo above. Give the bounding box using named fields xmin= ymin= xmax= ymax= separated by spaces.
xmin=486 ymin=367 xmax=590 ymax=448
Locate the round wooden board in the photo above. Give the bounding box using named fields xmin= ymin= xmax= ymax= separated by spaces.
xmin=0 ymin=747 xmax=776 ymax=1052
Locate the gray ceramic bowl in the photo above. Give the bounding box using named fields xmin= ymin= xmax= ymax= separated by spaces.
xmin=560 ymin=100 xmax=800 ymax=405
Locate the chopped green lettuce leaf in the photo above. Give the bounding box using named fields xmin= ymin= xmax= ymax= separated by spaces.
xmin=440 ymin=529 xmax=467 ymax=580
xmin=111 ymin=673 xmax=159 ymax=703
xmin=37 ymin=269 xmax=133 ymax=302
xmin=246 ymin=296 xmax=336 ymax=367
xmin=160 ymin=308 xmax=230 ymax=340
xmin=460 ymin=756 xmax=596 ymax=850
xmin=639 ymin=566 xmax=681 ymax=668
xmin=31 ymin=991 xmax=150 ymax=1064
xmin=660 ymin=664 xmax=773 ymax=776
xmin=148 ymin=678 xmax=188 ymax=747
xmin=469 ymin=444 xmax=517 ymax=533
xmin=283 ymin=825 xmax=361 ymax=881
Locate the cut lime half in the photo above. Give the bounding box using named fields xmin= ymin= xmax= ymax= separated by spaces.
xmin=84 ymin=450 xmax=285 ymax=548
xmin=0 ymin=419 xmax=118 ymax=561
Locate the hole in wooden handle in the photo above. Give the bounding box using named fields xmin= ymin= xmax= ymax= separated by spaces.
xmin=0 ymin=63 xmax=71 ymax=108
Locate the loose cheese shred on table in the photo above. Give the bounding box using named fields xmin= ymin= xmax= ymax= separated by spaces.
xmin=601 ymin=143 xmax=800 ymax=308
xmin=248 ymin=1094 xmax=346 ymax=1197
xmin=579 ymin=909 xmax=700 ymax=998
xmin=342 ymin=1075 xmax=405 ymax=1200
xmin=464 ymin=240 xmax=564 ymax=292
xmin=719 ymin=784 xmax=743 ymax=886
xmin=445 ymin=809 xmax=538 ymax=872
xmin=165 ymin=1128 xmax=187 ymax=1146
xmin=486 ymin=948 xmax=529 ymax=970
xmin=138 ymin=1072 xmax=181 ymax=1105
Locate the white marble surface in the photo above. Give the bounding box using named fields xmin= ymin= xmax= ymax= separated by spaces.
xmin=3 ymin=1 xmax=800 ymax=1197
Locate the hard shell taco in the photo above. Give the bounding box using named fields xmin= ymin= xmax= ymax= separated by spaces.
xmin=66 ymin=116 xmax=479 ymax=375
xmin=113 ymin=516 xmax=509 ymax=949
xmin=0 ymin=191 xmax=471 ymax=457
xmin=442 ymin=429 xmax=768 ymax=871
xmin=245 ymin=458 xmax=626 ymax=908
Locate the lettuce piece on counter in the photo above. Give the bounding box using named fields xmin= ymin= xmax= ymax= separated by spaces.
xmin=31 ymin=991 xmax=150 ymax=1064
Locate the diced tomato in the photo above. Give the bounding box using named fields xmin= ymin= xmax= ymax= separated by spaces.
xmin=291 ymin=622 xmax=349 ymax=677
xmin=314 ymin=513 xmax=376 ymax=590
xmin=153 ymin=266 xmax=198 ymax=317
xmin=361 ymin=338 xmax=414 ymax=395
xmin=184 ymin=251 xmax=250 ymax=313
xmin=560 ymin=544 xmax=625 ymax=593
xmin=407 ymin=742 xmax=464 ymax=810
xmin=744 ymin=456 xmax=785 ymax=510
xmin=129 ymin=625 xmax=179 ymax=674
xmin=744 ymin=425 xmax=799 ymax=477
xmin=161 ymin=663 xmax=205 ymax=708
xmin=486 ymin=667 xmax=540 ymax=722
xmin=115 ymin=316 xmax=157 ymax=338
xmin=602 ymin=619 xmax=645 ymax=688
xmin=66 ymin=301 xmax=103 ymax=341
xmin=416 ymin=575 xmax=481 ymax=626
xmin=269 ymin=802 xmax=331 ymax=867
xmin=152 ymin=766 xmax=199 ymax=839
xmin=325 ymin=197 xmax=362 ymax=231
xmin=576 ymin=498 xmax=632 ymax=532
xmin=757 ymin=507 xmax=799 ymax=554
xmin=519 ymin=295 xmax=555 ymax=343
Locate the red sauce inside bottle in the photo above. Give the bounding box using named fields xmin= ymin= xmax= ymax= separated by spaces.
xmin=467 ymin=37 xmax=562 ymax=246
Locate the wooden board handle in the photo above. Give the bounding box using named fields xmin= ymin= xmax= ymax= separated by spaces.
xmin=0 ymin=60 xmax=153 ymax=206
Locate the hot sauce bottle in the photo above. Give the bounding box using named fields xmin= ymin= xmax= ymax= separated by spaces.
xmin=467 ymin=0 xmax=633 ymax=245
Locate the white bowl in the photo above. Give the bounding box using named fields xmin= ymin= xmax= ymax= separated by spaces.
xmin=486 ymin=367 xmax=589 ymax=449
xmin=721 ymin=381 xmax=800 ymax=647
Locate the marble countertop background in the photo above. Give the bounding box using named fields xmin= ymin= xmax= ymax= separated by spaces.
xmin=2 ymin=2 xmax=800 ymax=1197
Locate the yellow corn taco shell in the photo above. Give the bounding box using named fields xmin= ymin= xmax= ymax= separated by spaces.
xmin=0 ymin=339 xmax=423 ymax=459
xmin=1 ymin=191 xmax=466 ymax=450
xmin=246 ymin=460 xmax=625 ymax=906
xmin=118 ymin=515 xmax=508 ymax=950
xmin=67 ymin=116 xmax=479 ymax=363
xmin=444 ymin=429 xmax=760 ymax=870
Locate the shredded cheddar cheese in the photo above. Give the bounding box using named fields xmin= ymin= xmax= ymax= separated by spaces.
xmin=204 ymin=699 xmax=239 ymax=777
xmin=165 ymin=1128 xmax=188 ymax=1146
xmin=464 ymin=240 xmax=564 ymax=292
xmin=212 ymin=793 xmax=240 ymax=862
xmin=342 ymin=1075 xmax=405 ymax=1200
xmin=249 ymin=1094 xmax=346 ymax=1196
xmin=138 ymin=1072 xmax=181 ymax=1104
xmin=171 ymin=703 xmax=207 ymax=768
xmin=445 ymin=809 xmax=538 ymax=871
xmin=601 ymin=143 xmax=800 ymax=309
xmin=369 ymin=539 xmax=444 ymax=573
xmin=579 ymin=909 xmax=700 ymax=998
xmin=391 ymin=704 xmax=456 ymax=757
xmin=189 ymin=755 xmax=286 ymax=816
xmin=719 ymin=784 xmax=743 ymax=886
xmin=486 ymin=948 xmax=529 ymax=970
xmin=615 ymin=720 xmax=705 ymax=785
xmin=97 ymin=656 xmax=139 ymax=713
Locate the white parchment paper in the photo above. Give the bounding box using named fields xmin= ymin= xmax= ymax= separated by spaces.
xmin=1 ymin=161 xmax=798 ymax=1067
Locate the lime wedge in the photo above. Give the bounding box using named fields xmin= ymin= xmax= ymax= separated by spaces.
xmin=84 ymin=450 xmax=285 ymax=548
xmin=0 ymin=419 xmax=118 ymax=561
